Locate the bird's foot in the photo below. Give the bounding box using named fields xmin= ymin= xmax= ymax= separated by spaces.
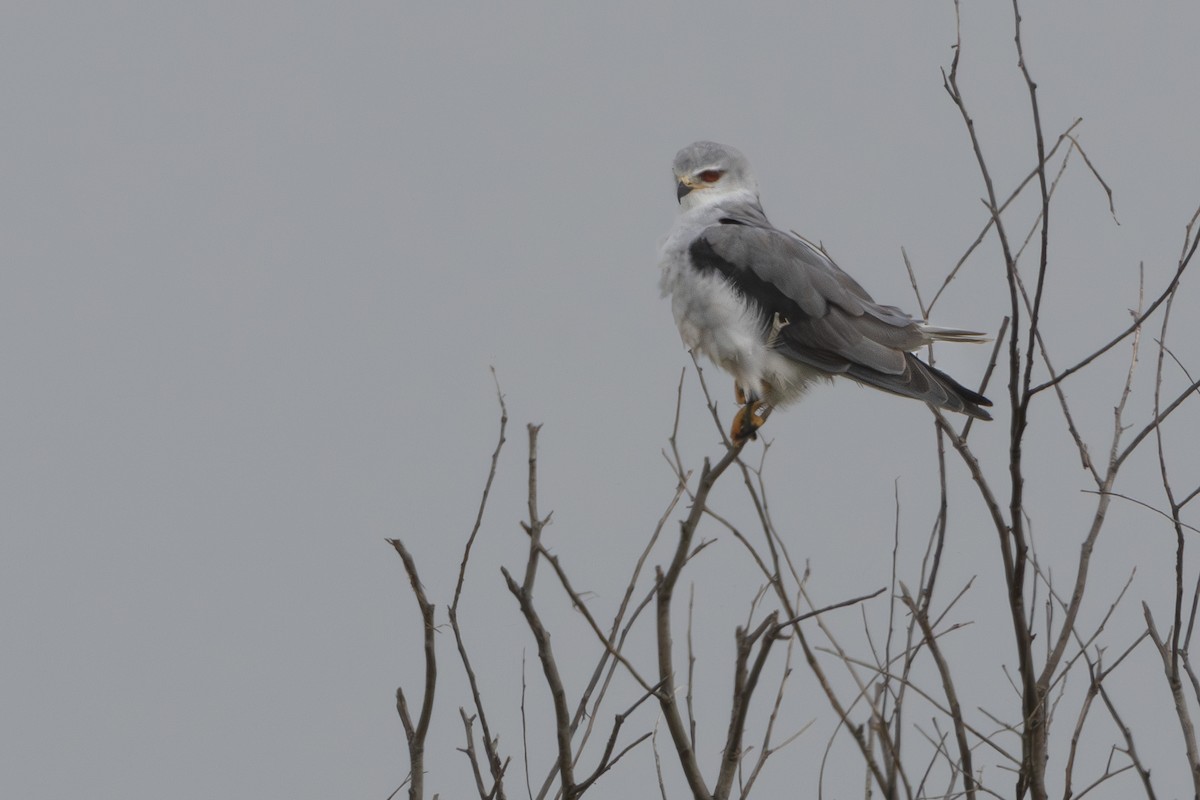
xmin=731 ymin=400 xmax=770 ymax=445
xmin=734 ymin=380 xmax=770 ymax=406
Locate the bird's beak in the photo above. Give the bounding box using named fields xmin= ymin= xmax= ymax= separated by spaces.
xmin=676 ymin=180 xmax=694 ymax=203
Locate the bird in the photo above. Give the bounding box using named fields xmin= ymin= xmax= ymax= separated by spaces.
xmin=659 ymin=141 xmax=992 ymax=444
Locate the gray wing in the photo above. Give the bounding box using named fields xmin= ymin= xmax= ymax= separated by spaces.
xmin=690 ymin=218 xmax=992 ymax=418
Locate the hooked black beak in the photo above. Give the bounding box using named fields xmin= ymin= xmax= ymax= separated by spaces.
xmin=676 ymin=181 xmax=693 ymax=203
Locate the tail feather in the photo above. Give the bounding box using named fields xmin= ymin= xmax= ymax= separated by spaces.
xmin=919 ymin=324 xmax=992 ymax=344
xmin=848 ymin=354 xmax=993 ymax=420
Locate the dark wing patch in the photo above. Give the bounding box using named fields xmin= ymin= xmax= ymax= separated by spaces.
xmin=691 ymin=224 xmax=870 ymax=319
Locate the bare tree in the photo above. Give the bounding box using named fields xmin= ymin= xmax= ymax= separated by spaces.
xmin=389 ymin=3 xmax=1200 ymax=798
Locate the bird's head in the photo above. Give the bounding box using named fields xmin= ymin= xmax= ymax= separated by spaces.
xmin=672 ymin=141 xmax=758 ymax=210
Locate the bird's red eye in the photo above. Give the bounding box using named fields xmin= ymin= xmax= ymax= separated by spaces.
xmin=699 ymin=170 xmax=723 ymax=183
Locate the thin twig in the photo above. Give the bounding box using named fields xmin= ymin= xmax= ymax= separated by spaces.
xmin=1030 ymin=206 xmax=1200 ymax=395
xmin=453 ymin=369 xmax=508 ymax=613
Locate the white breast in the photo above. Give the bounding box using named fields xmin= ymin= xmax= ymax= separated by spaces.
xmin=658 ymin=218 xmax=769 ymax=391
xmin=658 ymin=207 xmax=827 ymax=407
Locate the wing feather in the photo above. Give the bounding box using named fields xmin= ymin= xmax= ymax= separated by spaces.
xmin=688 ymin=218 xmax=992 ymax=419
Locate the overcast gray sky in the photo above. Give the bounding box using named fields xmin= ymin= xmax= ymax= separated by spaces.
xmin=3 ymin=3 xmax=1199 ymax=798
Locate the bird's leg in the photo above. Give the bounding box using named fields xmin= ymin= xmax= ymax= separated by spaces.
xmin=729 ymin=316 xmax=787 ymax=441
xmin=766 ymin=312 xmax=790 ymax=348
xmin=731 ymin=381 xmax=772 ymax=445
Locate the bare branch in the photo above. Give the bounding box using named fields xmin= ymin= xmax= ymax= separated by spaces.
xmin=447 ymin=381 xmax=511 ymax=799
xmin=654 ymin=439 xmax=748 ymax=800
xmin=560 ymin=474 xmax=689 ymax=789
xmin=652 ymin=726 xmax=670 ymax=800
xmin=900 ymin=584 xmax=976 ymax=800
xmin=687 ymin=584 xmax=698 ymax=754
xmin=453 ymin=368 xmax=509 ymax=613
xmin=1096 ymin=685 xmax=1158 ymax=800
xmin=534 ymin=541 xmax=658 ymax=692
xmin=390 ymin=538 xmax=438 ymax=800
xmin=1115 ymin=374 xmax=1200 ymax=469
xmin=926 ymin=119 xmax=1083 ymax=315
xmin=1144 ymin=604 xmax=1200 ymax=796
xmin=448 ymin=612 xmax=508 ymax=800
xmin=521 ymin=424 xmax=550 ymax=594
xmin=774 ymin=588 xmax=887 ymax=631
xmin=503 ymin=567 xmax=577 ymax=798
xmin=504 ymin=427 xmax=577 ymax=799
xmin=458 ymin=710 xmax=498 ymax=800
xmin=521 ymin=655 xmax=531 ymax=800
xmin=1081 ymin=491 xmax=1200 ymax=536
xmin=738 ymin=636 xmax=807 ymax=799
xmin=1065 ymin=134 xmax=1119 ymax=224
xmin=1031 ymin=206 xmax=1200 ymax=395
xmin=715 ymin=612 xmax=780 ymax=799
xmin=574 ymin=680 xmax=664 ymax=794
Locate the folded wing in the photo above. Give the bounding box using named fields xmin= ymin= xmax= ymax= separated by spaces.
xmin=690 ymin=220 xmax=992 ymax=419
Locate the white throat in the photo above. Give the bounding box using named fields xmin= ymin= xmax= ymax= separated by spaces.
xmin=678 ymin=185 xmax=760 ymax=216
